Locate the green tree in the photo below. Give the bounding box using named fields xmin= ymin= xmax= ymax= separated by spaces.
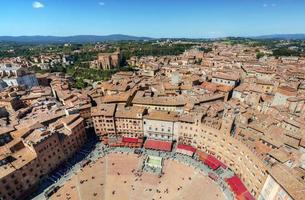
xmin=256 ymin=52 xmax=265 ymax=59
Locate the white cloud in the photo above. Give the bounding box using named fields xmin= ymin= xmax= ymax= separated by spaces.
xmin=32 ymin=1 xmax=44 ymax=9
xmin=263 ymin=3 xmax=277 ymax=8
xmin=98 ymin=2 xmax=105 ymax=6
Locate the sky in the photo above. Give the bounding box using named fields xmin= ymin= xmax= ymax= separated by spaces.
xmin=0 ymin=0 xmax=305 ymax=38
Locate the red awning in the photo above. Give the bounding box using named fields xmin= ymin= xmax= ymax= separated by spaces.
xmin=204 ymin=155 xmax=223 ymax=170
xmin=177 ymin=144 xmax=196 ymax=153
xmin=196 ymin=150 xmax=208 ymax=162
xmin=226 ymin=175 xmax=248 ymax=196
xmin=237 ymin=191 xmax=255 ymax=200
xmin=144 ymin=139 xmax=172 ymax=152
xmin=122 ymin=137 xmax=138 ymax=143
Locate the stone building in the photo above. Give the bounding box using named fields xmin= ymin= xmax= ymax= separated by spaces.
xmin=91 ymin=103 xmax=117 ymax=137
xmin=95 ymin=51 xmax=121 ymax=70
xmin=114 ymin=104 xmax=146 ymax=139
xmin=178 ymin=117 xmax=268 ymax=198
xmin=0 ymin=114 xmax=86 ymax=200
xmin=0 ymin=64 xmax=38 ymax=89
xmin=143 ymin=111 xmax=180 ymax=141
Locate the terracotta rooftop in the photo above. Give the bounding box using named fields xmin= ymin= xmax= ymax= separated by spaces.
xmin=101 ymin=92 xmax=131 ymax=103
xmin=132 ymin=91 xmax=185 ymax=106
xmin=270 ymin=164 xmax=305 ymax=200
xmin=277 ymin=86 xmax=297 ymax=96
xmin=144 ymin=110 xmax=179 ymax=122
xmin=91 ymin=104 xmax=116 ymax=117
xmin=0 ymin=147 xmax=37 ymax=179
xmin=115 ymin=104 xmax=146 ymax=119
xmin=268 ymin=148 xmax=291 ymax=163
xmin=212 ymin=72 xmax=239 ymax=81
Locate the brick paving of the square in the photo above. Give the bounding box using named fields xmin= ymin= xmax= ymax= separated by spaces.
xmin=50 ymin=152 xmax=226 ymax=200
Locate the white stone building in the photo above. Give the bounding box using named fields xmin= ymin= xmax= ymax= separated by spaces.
xmin=143 ymin=111 xmax=180 ymax=141
xmin=0 ymin=64 xmax=38 ymax=89
xmin=211 ymin=72 xmax=239 ymax=87
xmin=271 ymin=86 xmax=297 ymax=106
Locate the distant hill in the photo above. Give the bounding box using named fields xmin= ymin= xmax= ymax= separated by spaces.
xmin=252 ymin=34 xmax=305 ymax=40
xmin=1 ymin=34 xmax=305 ymax=43
xmin=0 ymin=34 xmax=153 ymax=43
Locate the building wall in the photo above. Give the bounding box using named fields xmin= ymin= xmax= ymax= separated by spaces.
xmin=255 ymin=73 xmax=273 ymax=81
xmin=17 ymin=75 xmax=39 ymax=88
xmin=0 ymin=81 xmax=7 ymax=91
xmin=3 ymin=74 xmax=38 ymax=88
xmin=0 ymin=117 xmax=87 ymax=200
xmin=31 ymin=133 xmax=66 ymax=175
xmin=0 ymin=158 xmax=43 ymax=200
xmin=110 ymin=54 xmax=120 ymax=67
xmin=0 ymin=98 xmax=24 ymax=111
xmin=271 ymin=93 xmax=291 ymax=106
xmin=287 ymin=101 xmax=304 ymax=113
xmin=212 ymin=77 xmax=236 ymax=86
xmin=259 ymin=84 xmax=274 ymax=93
xmin=92 ymin=115 xmax=116 ymax=136
xmin=2 ymin=78 xmax=18 ymax=87
xmin=281 ymin=121 xmax=300 ymax=133
xmin=79 ymin=107 xmax=93 ymax=128
xmin=232 ymin=90 xmax=244 ymax=101
xmin=258 ymin=175 xmax=293 ymax=200
xmin=97 ymin=52 xmax=120 ymax=70
xmin=60 ymin=121 xmax=86 ymax=158
xmin=115 ymin=118 xmax=143 ymax=138
xmin=133 ymin=104 xmax=184 ymax=114
xmin=178 ymin=121 xmax=267 ymax=198
xmin=143 ymin=119 xmax=179 ymax=141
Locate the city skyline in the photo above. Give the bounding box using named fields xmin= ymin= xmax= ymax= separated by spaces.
xmin=1 ymin=0 xmax=305 ymax=38
xmin=1 ymin=2 xmax=305 ymax=199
